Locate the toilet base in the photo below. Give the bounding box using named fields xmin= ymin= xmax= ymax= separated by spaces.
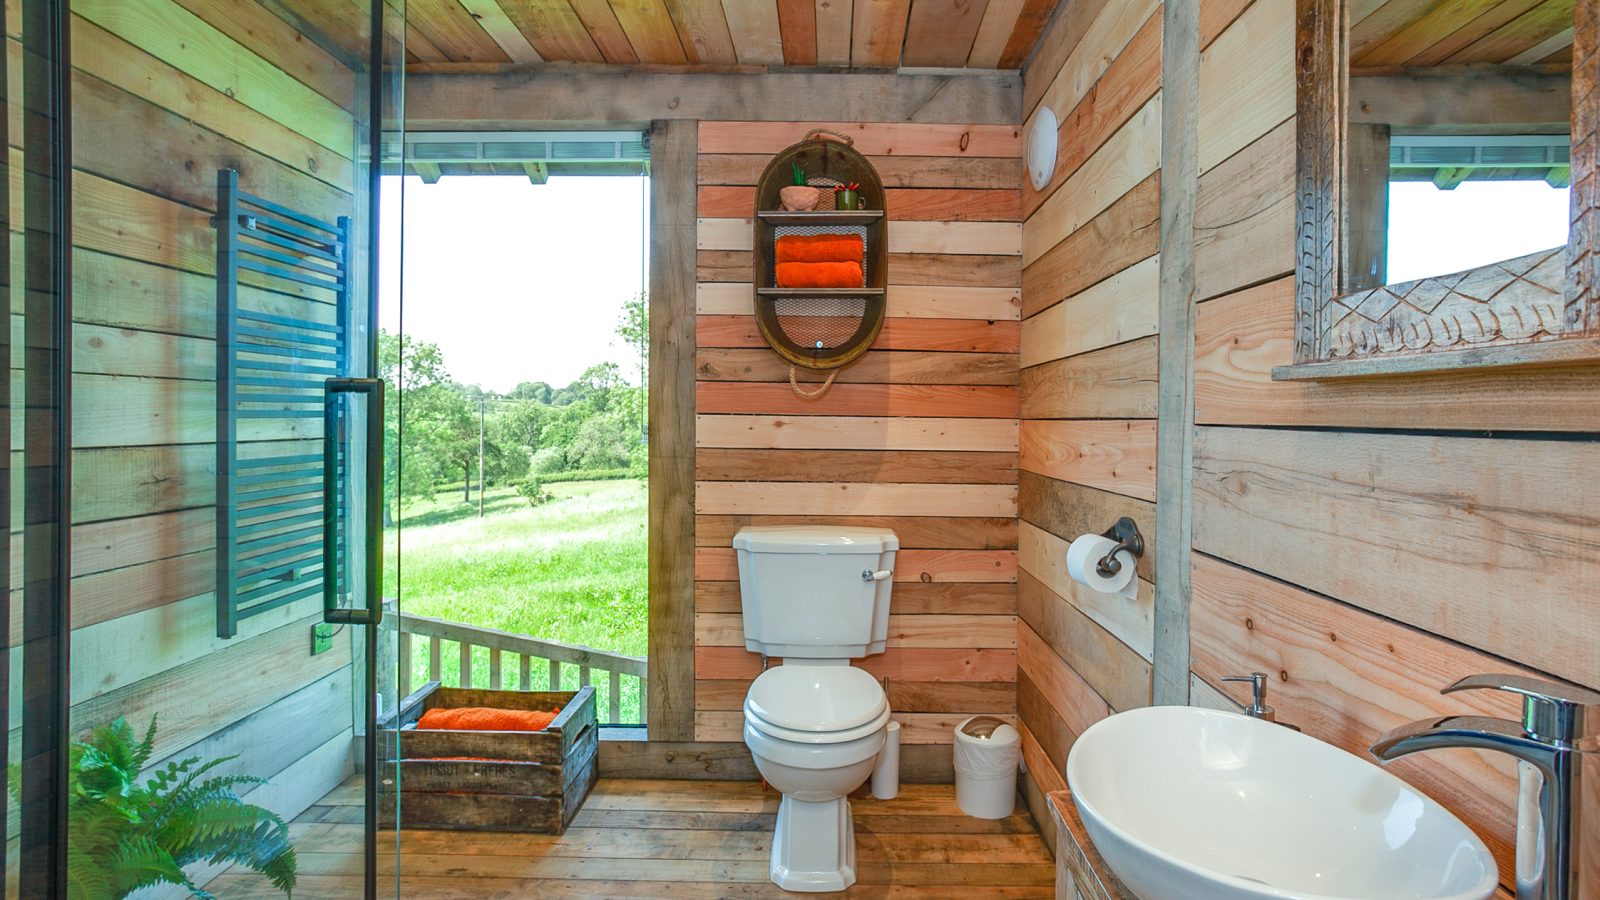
xmin=770 ymin=794 xmax=856 ymax=892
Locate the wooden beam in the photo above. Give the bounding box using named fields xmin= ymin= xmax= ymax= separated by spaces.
xmin=522 ymin=161 xmax=549 ymax=184
xmin=647 ymin=120 xmax=697 ymax=741
xmin=1350 ymin=71 xmax=1571 ymax=132
xmin=414 ymin=161 xmax=442 ymax=184
xmin=403 ymin=70 xmax=1021 ymax=128
xmin=1152 ymin=0 xmax=1198 ymax=706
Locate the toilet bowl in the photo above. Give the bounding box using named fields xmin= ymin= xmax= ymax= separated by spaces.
xmin=743 ymin=663 xmax=889 ymax=892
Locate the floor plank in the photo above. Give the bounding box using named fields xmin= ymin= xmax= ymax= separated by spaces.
xmin=209 ymin=776 xmax=1053 ymax=897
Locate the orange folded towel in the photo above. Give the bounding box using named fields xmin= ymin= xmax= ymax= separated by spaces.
xmin=775 ymin=261 xmax=864 ymax=289
xmin=417 ymin=706 xmax=560 ymax=732
xmin=776 ymin=234 xmax=864 ymax=264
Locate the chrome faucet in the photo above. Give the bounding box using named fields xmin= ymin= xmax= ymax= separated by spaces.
xmin=1369 ymin=673 xmax=1600 ymax=900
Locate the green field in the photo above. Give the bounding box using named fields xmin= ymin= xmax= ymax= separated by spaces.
xmin=382 ymin=479 xmax=647 ymax=721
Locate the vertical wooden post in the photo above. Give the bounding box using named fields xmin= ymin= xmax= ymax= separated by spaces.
xmin=398 ymin=631 xmax=413 ymax=698
xmin=428 ymin=636 xmax=442 ymax=682
xmin=459 ymin=642 xmax=473 ymax=689
xmin=519 ymin=654 xmax=532 ymax=691
xmin=647 ymin=119 xmax=698 ymax=741
xmin=549 ymin=659 xmax=563 ymax=691
xmin=1154 ymin=0 xmax=1201 ymax=706
xmin=489 ymin=648 xmax=502 ymax=690
xmin=609 ymin=670 xmax=622 ymax=723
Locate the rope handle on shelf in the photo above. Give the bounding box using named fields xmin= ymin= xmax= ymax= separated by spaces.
xmin=804 ymin=129 xmax=855 ymax=146
xmin=789 ymin=366 xmax=839 ymax=399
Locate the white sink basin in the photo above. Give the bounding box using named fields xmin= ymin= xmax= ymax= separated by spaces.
xmin=1065 ymin=706 xmax=1498 ymax=900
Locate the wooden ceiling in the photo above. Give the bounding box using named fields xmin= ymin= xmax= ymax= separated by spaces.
xmin=1350 ymin=0 xmax=1576 ymax=71
xmin=283 ymin=0 xmax=1063 ymax=71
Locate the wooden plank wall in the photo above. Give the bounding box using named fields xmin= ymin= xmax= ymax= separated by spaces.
xmin=1187 ymin=0 xmax=1600 ymax=888
xmin=692 ymin=120 xmax=1024 ymax=754
xmin=1015 ymin=0 xmax=1163 ymax=838
xmin=8 ymin=0 xmax=363 ymax=846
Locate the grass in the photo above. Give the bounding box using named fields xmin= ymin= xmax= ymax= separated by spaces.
xmin=382 ymin=479 xmax=648 ymax=722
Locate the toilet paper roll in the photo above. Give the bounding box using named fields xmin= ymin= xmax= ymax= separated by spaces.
xmin=1065 ymin=533 xmax=1138 ymax=600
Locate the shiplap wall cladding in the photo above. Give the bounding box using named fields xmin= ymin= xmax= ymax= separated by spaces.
xmin=693 ymin=120 xmax=1024 ymax=748
xmin=1184 ymin=0 xmax=1600 ymax=892
xmin=29 ymin=0 xmax=362 ymax=860
xmin=1014 ymin=0 xmax=1164 ymax=851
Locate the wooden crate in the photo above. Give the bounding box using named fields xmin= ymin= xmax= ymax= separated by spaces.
xmin=377 ymin=683 xmax=598 ymax=833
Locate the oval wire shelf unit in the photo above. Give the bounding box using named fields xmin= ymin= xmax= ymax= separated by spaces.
xmin=752 ymin=132 xmax=888 ymax=370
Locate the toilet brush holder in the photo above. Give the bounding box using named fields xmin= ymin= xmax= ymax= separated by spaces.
xmin=871 ymin=720 xmax=900 ymax=800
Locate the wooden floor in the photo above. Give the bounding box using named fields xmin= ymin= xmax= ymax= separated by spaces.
xmin=205 ymin=777 xmax=1055 ymax=898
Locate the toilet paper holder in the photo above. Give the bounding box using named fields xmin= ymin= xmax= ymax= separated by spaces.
xmin=1095 ymin=518 xmax=1145 ymax=578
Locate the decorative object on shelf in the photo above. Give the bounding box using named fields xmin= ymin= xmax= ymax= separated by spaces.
xmin=780 ymin=162 xmax=823 ymax=211
xmin=752 ymin=130 xmax=888 ymax=400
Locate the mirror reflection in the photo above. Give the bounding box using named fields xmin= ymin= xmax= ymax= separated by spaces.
xmin=1345 ymin=0 xmax=1574 ymax=289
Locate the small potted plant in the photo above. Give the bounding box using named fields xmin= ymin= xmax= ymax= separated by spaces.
xmin=23 ymin=716 xmax=299 ymax=899
xmin=780 ymin=163 xmax=821 ymax=211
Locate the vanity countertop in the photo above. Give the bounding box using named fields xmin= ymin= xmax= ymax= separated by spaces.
xmin=1047 ymin=790 xmax=1135 ymax=900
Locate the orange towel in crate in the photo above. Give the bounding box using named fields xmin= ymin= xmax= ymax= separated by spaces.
xmin=417 ymin=706 xmax=561 ymax=732
xmin=775 ymin=233 xmax=864 ymax=264
xmin=775 ymin=261 xmax=864 ymax=289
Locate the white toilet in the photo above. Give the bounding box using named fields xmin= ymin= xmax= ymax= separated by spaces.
xmin=733 ymin=525 xmax=898 ymax=893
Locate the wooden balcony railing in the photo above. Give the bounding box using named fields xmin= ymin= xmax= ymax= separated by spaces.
xmin=395 ymin=612 xmax=647 ymax=725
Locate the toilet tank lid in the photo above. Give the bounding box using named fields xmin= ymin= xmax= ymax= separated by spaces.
xmin=732 ymin=525 xmax=899 ymax=554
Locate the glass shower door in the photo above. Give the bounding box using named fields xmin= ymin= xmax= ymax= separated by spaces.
xmin=58 ymin=0 xmax=406 ymax=897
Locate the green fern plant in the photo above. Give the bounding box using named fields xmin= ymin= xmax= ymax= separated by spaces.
xmin=28 ymin=716 xmax=297 ymax=899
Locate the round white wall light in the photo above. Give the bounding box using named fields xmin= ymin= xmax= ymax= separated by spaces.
xmin=1026 ymin=107 xmax=1058 ymax=191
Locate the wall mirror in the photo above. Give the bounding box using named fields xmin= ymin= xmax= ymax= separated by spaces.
xmin=1286 ymin=0 xmax=1600 ymax=377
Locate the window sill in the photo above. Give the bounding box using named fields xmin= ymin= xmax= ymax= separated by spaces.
xmin=1271 ymin=338 xmax=1600 ymax=380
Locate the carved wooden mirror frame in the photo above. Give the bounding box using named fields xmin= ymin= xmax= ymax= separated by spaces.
xmin=1282 ymin=0 xmax=1600 ymax=379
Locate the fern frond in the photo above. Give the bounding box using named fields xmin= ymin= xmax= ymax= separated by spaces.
xmin=105 ymin=835 xmax=191 ymax=898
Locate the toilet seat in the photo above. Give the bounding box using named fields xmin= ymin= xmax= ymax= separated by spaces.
xmin=746 ymin=664 xmax=887 ymax=730
xmin=746 ymin=704 xmax=892 ymax=745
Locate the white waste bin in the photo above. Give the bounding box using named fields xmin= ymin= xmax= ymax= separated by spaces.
xmin=953 ymin=715 xmax=1020 ymax=819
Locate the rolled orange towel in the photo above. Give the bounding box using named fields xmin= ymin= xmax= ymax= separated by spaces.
xmin=417 ymin=706 xmax=560 ymax=732
xmin=776 ymin=234 xmax=864 ymax=264
xmin=775 ymin=261 xmax=864 ymax=289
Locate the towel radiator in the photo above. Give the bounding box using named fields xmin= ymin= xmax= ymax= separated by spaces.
xmin=215 ymin=169 xmax=352 ymax=638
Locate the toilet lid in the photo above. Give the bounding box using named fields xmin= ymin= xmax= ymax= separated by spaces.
xmin=745 ymin=665 xmax=887 ymax=733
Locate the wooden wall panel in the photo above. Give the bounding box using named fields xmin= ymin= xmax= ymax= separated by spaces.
xmin=692 ymin=120 xmax=1022 ymax=744
xmin=1178 ymin=7 xmax=1600 ymax=895
xmin=1017 ymin=0 xmax=1165 ymax=833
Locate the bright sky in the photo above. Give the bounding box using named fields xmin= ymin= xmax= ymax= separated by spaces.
xmin=1386 ymin=180 xmax=1570 ymax=284
xmin=378 ymin=174 xmax=650 ymax=392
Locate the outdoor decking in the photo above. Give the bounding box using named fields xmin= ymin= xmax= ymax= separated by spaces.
xmin=204 ymin=776 xmax=1055 ymax=898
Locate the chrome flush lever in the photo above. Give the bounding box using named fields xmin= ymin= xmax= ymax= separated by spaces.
xmin=861 ymin=569 xmax=892 ymax=583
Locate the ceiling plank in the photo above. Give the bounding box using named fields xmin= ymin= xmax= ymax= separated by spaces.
xmin=851 ymin=0 xmax=912 ymax=67
xmin=1349 ymin=0 xmax=1448 ymax=60
xmin=1403 ymin=0 xmax=1544 ymax=66
xmin=569 ymin=0 xmax=643 ymax=62
xmin=1353 ymin=0 xmax=1503 ymax=68
xmin=996 ymin=0 xmax=1057 ymax=68
xmin=968 ymin=0 xmax=1026 ymax=67
xmin=902 ymin=0 xmax=990 ymax=67
xmin=816 ymin=0 xmax=855 ymax=65
xmin=722 ymin=0 xmax=786 ymax=65
xmin=405 ymin=0 xmax=511 ymax=61
xmin=1444 ymin=0 xmax=1575 ymax=64
xmin=664 ymin=0 xmax=741 ymax=64
xmin=501 ymin=0 xmax=608 ymax=62
xmin=610 ymin=0 xmax=691 ymax=63
xmin=1506 ymin=24 xmax=1574 ymax=63
xmin=460 ymin=0 xmax=545 ymax=62
xmin=778 ymin=0 xmax=820 ymax=65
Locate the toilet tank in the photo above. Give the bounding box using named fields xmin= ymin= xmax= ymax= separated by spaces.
xmin=732 ymin=526 xmax=898 ymax=659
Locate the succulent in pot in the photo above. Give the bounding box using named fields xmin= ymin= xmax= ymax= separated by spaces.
xmin=779 ymin=163 xmax=821 ymax=211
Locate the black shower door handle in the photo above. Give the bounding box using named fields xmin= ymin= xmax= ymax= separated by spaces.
xmin=323 ymin=377 xmax=384 ymax=626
